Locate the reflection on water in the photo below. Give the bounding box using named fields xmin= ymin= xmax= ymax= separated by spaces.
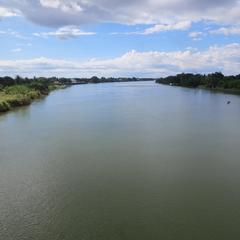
xmin=1 ymin=82 xmax=240 ymax=240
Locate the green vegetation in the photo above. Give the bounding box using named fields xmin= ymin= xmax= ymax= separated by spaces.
xmin=4 ymin=72 xmax=239 ymax=113
xmin=0 ymin=76 xmax=62 ymax=113
xmin=156 ymin=72 xmax=240 ymax=91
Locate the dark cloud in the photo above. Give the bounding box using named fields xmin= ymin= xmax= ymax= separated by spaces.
xmin=0 ymin=0 xmax=239 ymax=27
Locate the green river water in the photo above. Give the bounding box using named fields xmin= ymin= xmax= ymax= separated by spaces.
xmin=1 ymin=81 xmax=240 ymax=239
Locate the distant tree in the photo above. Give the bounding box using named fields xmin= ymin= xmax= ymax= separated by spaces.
xmin=206 ymin=72 xmax=224 ymax=88
xmin=0 ymin=76 xmax=15 ymax=86
xmin=15 ymin=75 xmax=23 ymax=84
xmin=90 ymin=76 xmax=100 ymax=83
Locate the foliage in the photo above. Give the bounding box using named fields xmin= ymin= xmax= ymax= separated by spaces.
xmin=4 ymin=85 xmax=31 ymax=95
xmin=156 ymin=72 xmax=240 ymax=90
xmin=0 ymin=76 xmax=58 ymax=113
xmin=0 ymin=100 xmax=11 ymax=112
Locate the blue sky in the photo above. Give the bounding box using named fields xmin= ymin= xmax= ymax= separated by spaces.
xmin=0 ymin=0 xmax=240 ymax=77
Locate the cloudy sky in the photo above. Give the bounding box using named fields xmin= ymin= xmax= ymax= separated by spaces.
xmin=0 ymin=0 xmax=240 ymax=77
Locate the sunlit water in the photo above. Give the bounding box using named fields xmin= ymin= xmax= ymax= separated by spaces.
xmin=1 ymin=81 xmax=240 ymax=239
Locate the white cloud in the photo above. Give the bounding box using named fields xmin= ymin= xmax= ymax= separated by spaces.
xmin=17 ymin=42 xmax=32 ymax=47
xmin=39 ymin=0 xmax=61 ymax=9
xmin=1 ymin=0 xmax=240 ymax=27
xmin=0 ymin=29 xmax=28 ymax=40
xmin=0 ymin=6 xmax=19 ymax=18
xmin=189 ymin=31 xmax=205 ymax=40
xmin=142 ymin=21 xmax=191 ymax=35
xmin=11 ymin=48 xmax=22 ymax=52
xmin=0 ymin=43 xmax=239 ymax=77
xmin=39 ymin=0 xmax=83 ymax=12
xmin=34 ymin=26 xmax=96 ymax=39
xmin=210 ymin=26 xmax=240 ymax=35
xmin=115 ymin=21 xmax=191 ymax=35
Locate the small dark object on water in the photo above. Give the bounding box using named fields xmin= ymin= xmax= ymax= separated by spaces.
xmin=227 ymin=101 xmax=231 ymax=104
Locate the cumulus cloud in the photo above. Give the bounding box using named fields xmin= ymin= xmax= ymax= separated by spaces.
xmin=142 ymin=21 xmax=191 ymax=34
xmin=0 ymin=43 xmax=239 ymax=77
xmin=0 ymin=0 xmax=240 ymax=27
xmin=114 ymin=21 xmax=191 ymax=35
xmin=34 ymin=26 xmax=96 ymax=39
xmin=0 ymin=29 xmax=28 ymax=40
xmin=0 ymin=6 xmax=19 ymax=18
xmin=188 ymin=31 xmax=205 ymax=40
xmin=210 ymin=26 xmax=240 ymax=35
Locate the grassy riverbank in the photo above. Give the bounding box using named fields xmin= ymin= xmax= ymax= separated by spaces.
xmin=0 ymin=82 xmax=62 ymax=113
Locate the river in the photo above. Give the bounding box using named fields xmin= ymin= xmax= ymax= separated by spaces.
xmin=1 ymin=81 xmax=240 ymax=239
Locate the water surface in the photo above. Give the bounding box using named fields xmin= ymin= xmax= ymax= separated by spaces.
xmin=1 ymin=82 xmax=240 ymax=239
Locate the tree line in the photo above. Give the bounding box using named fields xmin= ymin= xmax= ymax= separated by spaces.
xmin=0 ymin=76 xmax=154 ymax=89
xmin=156 ymin=73 xmax=240 ymax=90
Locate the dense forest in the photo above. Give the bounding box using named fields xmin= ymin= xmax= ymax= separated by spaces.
xmin=156 ymin=72 xmax=240 ymax=90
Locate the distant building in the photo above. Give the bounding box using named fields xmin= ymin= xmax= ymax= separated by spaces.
xmin=70 ymin=79 xmax=77 ymax=84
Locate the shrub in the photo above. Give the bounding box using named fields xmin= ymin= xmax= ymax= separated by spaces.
xmin=0 ymin=101 xmax=11 ymax=112
xmin=4 ymin=85 xmax=31 ymax=95
xmin=7 ymin=95 xmax=31 ymax=107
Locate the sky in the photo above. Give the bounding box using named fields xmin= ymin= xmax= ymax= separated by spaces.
xmin=0 ymin=0 xmax=240 ymax=77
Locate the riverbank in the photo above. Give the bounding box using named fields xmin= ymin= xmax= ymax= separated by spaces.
xmin=156 ymin=72 xmax=240 ymax=94
xmin=0 ymin=84 xmax=64 ymax=113
xmin=197 ymin=85 xmax=240 ymax=95
xmin=155 ymin=83 xmax=240 ymax=95
xmin=0 ymin=75 xmax=155 ymax=113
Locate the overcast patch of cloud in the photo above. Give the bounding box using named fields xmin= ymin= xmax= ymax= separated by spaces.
xmin=0 ymin=43 xmax=239 ymax=77
xmin=0 ymin=0 xmax=240 ymax=27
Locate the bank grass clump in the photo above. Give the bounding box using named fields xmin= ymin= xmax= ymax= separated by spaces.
xmin=0 ymin=91 xmax=31 ymax=111
xmin=0 ymin=75 xmax=69 ymax=113
xmin=4 ymin=85 xmax=32 ymax=95
xmin=0 ymin=100 xmax=11 ymax=112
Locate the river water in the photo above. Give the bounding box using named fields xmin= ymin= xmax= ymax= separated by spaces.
xmin=1 ymin=81 xmax=240 ymax=239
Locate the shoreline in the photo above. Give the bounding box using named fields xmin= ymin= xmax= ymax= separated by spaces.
xmin=156 ymin=83 xmax=240 ymax=95
xmin=198 ymin=85 xmax=240 ymax=95
xmin=0 ymin=79 xmax=153 ymax=114
xmin=2 ymin=79 xmax=240 ymax=114
xmin=155 ymin=73 xmax=240 ymax=95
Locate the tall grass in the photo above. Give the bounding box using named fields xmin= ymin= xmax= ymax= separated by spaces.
xmin=0 ymin=85 xmax=42 ymax=112
xmin=0 ymin=82 xmax=63 ymax=113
